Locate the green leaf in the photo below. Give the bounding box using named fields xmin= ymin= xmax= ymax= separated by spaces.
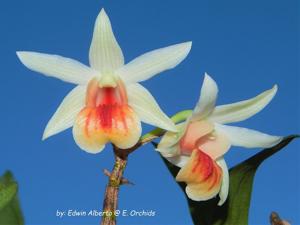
xmin=0 ymin=182 xmax=17 ymax=211
xmin=160 ymin=135 xmax=299 ymax=225
xmin=0 ymin=171 xmax=24 ymax=225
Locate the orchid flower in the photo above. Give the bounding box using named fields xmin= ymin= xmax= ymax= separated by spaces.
xmin=16 ymin=9 xmax=192 ymax=153
xmin=157 ymin=74 xmax=282 ymax=205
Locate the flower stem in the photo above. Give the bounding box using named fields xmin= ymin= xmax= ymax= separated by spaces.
xmin=170 ymin=109 xmax=192 ymax=123
xmin=101 ymin=148 xmax=127 ymax=225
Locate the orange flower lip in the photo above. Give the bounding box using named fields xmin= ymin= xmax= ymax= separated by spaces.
xmin=176 ymin=149 xmax=223 ymax=201
xmin=83 ymin=78 xmax=129 ymax=135
xmin=73 ymin=78 xmax=141 ymax=152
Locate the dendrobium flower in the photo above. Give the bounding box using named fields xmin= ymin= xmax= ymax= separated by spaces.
xmin=16 ymin=9 xmax=192 ymax=153
xmin=157 ymin=74 xmax=282 ymax=205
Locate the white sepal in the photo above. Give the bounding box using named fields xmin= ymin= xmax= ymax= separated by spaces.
xmin=43 ymin=85 xmax=86 ymax=140
xmin=216 ymin=158 xmax=229 ymax=206
xmin=209 ymin=85 xmax=277 ymax=124
xmin=191 ymin=73 xmax=218 ymax=121
xmin=157 ymin=123 xmax=186 ymax=150
xmin=127 ymin=83 xmax=177 ymax=132
xmin=89 ymin=9 xmax=124 ymax=73
xmin=117 ymin=42 xmax=192 ymax=83
xmin=215 ymin=124 xmax=282 ymax=148
xmin=17 ymin=51 xmax=98 ymax=85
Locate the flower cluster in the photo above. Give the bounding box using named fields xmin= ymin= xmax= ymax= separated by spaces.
xmin=17 ymin=9 xmax=281 ymax=205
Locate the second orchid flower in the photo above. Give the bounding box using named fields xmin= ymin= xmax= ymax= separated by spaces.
xmin=157 ymin=74 xmax=282 ymax=205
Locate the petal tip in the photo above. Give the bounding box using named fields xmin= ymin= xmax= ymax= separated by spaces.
xmin=98 ymin=8 xmax=109 ymax=21
xmin=203 ymin=72 xmax=213 ymax=82
xmin=42 ymin=125 xmax=54 ymax=141
xmin=172 ymin=41 xmax=192 ymax=60
xmin=217 ymin=195 xmax=227 ymax=206
xmin=201 ymin=72 xmax=218 ymax=95
xmin=16 ymin=51 xmax=28 ymax=61
xmin=99 ymin=8 xmax=107 ymax=16
xmin=16 ymin=51 xmax=23 ymax=57
xmin=272 ymin=84 xmax=278 ymax=93
xmin=184 ymin=41 xmax=192 ymax=48
xmin=272 ymin=136 xmax=283 ymax=146
xmin=16 ymin=51 xmax=33 ymax=68
xmin=262 ymin=83 xmax=278 ymax=104
xmin=42 ymin=130 xmax=49 ymax=141
xmin=181 ymin=41 xmax=192 ymax=54
xmin=265 ymin=84 xmax=278 ymax=100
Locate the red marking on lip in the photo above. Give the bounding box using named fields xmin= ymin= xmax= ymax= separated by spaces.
xmin=85 ymin=109 xmax=93 ymax=137
xmin=177 ymin=149 xmax=223 ymax=195
xmin=191 ymin=150 xmax=213 ymax=181
xmin=82 ymin=78 xmax=129 ymax=134
xmin=207 ymin=165 xmax=221 ymax=191
xmin=74 ymin=77 xmax=141 ymax=150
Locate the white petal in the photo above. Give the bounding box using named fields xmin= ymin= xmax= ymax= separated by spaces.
xmin=17 ymin=52 xmax=98 ymax=85
xmin=191 ymin=73 xmax=218 ymax=121
xmin=156 ymin=123 xmax=186 ymax=158
xmin=43 ymin=85 xmax=86 ymax=140
xmin=165 ymin=155 xmax=190 ymax=168
xmin=209 ymin=85 xmax=278 ymax=124
xmin=157 ymin=144 xmax=180 ymax=159
xmin=117 ymin=42 xmax=192 ymax=83
xmin=215 ymin=124 xmax=282 ymax=148
xmin=157 ymin=123 xmax=186 ymax=150
xmin=89 ymin=9 xmax=124 ymax=72
xmin=127 ymin=83 xmax=177 ymax=132
xmin=216 ymin=158 xmax=229 ymax=206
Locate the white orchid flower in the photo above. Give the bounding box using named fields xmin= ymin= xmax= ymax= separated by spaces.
xmin=17 ymin=9 xmax=192 ymax=154
xmin=157 ymin=74 xmax=282 ymax=205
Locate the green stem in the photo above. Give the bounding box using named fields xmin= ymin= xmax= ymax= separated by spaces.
xmin=170 ymin=109 xmax=193 ymax=123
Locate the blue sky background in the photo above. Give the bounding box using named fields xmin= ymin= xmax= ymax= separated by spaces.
xmin=0 ymin=0 xmax=299 ymax=224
